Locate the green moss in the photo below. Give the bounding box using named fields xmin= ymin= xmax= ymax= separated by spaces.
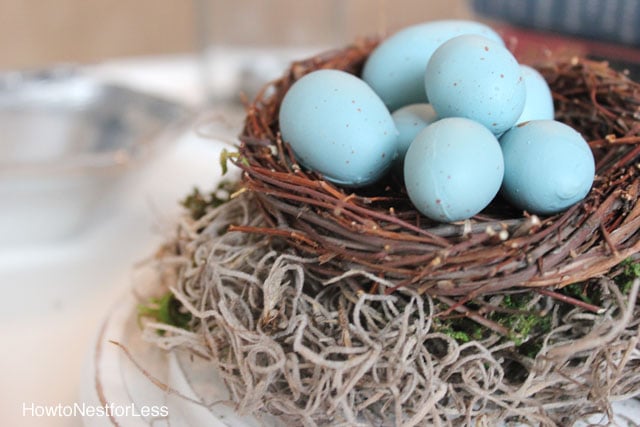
xmin=512 ymin=259 xmax=640 ymax=356
xmin=431 ymin=294 xmax=553 ymax=353
xmin=181 ymin=180 xmax=237 ymax=220
xmin=138 ymin=292 xmax=192 ymax=332
xmin=447 ymin=330 xmax=472 ymax=343
xmin=433 ymin=315 xmax=485 ymax=344
xmin=615 ymin=258 xmax=640 ymax=294
xmin=489 ymin=294 xmax=552 ymax=350
xmin=508 ymin=314 xmax=551 ymax=346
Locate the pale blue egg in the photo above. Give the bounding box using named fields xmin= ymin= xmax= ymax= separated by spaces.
xmin=279 ymin=69 xmax=398 ymax=187
xmin=391 ymin=103 xmax=438 ymax=170
xmin=362 ymin=20 xmax=504 ymax=111
xmin=404 ymin=117 xmax=504 ymax=222
xmin=500 ymin=120 xmax=595 ymax=215
xmin=516 ymin=65 xmax=554 ymax=125
xmin=425 ymin=34 xmax=526 ymax=135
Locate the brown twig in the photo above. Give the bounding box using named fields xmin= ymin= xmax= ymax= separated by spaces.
xmin=535 ymin=288 xmax=604 ymax=314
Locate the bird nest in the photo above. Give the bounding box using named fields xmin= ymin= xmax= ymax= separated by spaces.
xmin=141 ymin=38 xmax=640 ymax=426
xmin=238 ymin=38 xmax=640 ymax=297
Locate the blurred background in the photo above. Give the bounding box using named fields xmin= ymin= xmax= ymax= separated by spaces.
xmin=0 ymin=0 xmax=197 ymax=70
xmin=0 ymin=0 xmax=473 ymax=70
xmin=2 ymin=0 xmax=638 ymax=102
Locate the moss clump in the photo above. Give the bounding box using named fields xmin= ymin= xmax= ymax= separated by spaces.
xmin=181 ymin=180 xmax=238 ymax=220
xmin=615 ymin=258 xmax=640 ymax=295
xmin=435 ymin=322 xmax=482 ymax=344
xmin=138 ymin=292 xmax=192 ymax=331
xmin=490 ymin=294 xmax=552 ymax=351
xmin=432 ymin=294 xmax=552 ymax=354
xmin=433 ymin=313 xmax=485 ymax=344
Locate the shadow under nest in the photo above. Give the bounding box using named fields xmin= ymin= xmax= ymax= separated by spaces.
xmin=145 ymin=39 xmax=640 ymax=426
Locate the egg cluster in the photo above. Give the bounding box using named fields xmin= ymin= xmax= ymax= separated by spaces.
xmin=278 ymin=20 xmax=595 ymax=223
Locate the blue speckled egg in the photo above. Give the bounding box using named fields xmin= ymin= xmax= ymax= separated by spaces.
xmin=404 ymin=117 xmax=504 ymax=222
xmin=500 ymin=120 xmax=595 ymax=215
xmin=516 ymin=65 xmax=555 ymax=125
xmin=391 ymin=103 xmax=438 ymax=170
xmin=425 ymin=34 xmax=526 ymax=135
xmin=362 ymin=20 xmax=503 ymax=111
xmin=279 ymin=69 xmax=398 ymax=187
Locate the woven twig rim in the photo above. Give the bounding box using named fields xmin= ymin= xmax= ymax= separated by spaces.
xmin=236 ymin=38 xmax=640 ymax=297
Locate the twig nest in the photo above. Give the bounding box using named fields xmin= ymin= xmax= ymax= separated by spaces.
xmin=238 ymin=36 xmax=640 ymax=296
